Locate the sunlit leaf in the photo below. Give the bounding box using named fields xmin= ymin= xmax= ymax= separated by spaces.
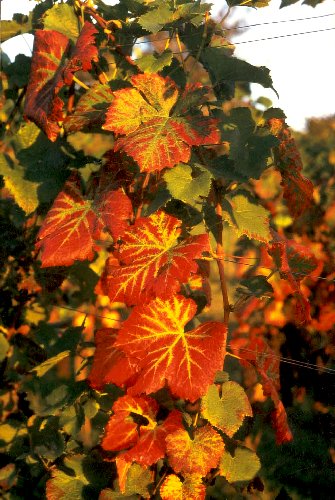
xmin=43 ymin=3 xmax=80 ymax=41
xmin=137 ymin=50 xmax=173 ymax=73
xmin=201 ymin=382 xmax=252 ymax=437
xmin=164 ymin=164 xmax=212 ymax=207
xmin=101 ymin=394 xmax=183 ymax=466
xmin=160 ymin=474 xmax=205 ymax=500
xmin=88 ymin=329 xmax=139 ymax=390
xmin=103 ymin=74 xmax=219 ymax=172
xmin=103 ymin=210 xmax=210 ymax=305
xmin=31 ymin=350 xmax=70 ymax=377
xmin=166 ymin=425 xmax=224 ymax=475
xmin=222 ymin=190 xmax=271 ymax=242
xmin=36 ymin=172 xmax=132 ymax=267
xmin=219 ymin=447 xmax=261 ymax=483
xmin=115 ymin=295 xmax=227 ymax=401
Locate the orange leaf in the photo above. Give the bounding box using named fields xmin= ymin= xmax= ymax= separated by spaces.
xmin=160 ymin=474 xmax=205 ymax=500
xmin=103 ymin=210 xmax=210 ymax=306
xmin=103 ymin=74 xmax=219 ymax=172
xmin=166 ymin=425 xmax=224 ymax=476
xmin=115 ymin=295 xmax=227 ymax=402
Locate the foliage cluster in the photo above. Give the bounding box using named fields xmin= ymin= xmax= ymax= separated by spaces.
xmin=0 ymin=0 xmax=334 ymax=498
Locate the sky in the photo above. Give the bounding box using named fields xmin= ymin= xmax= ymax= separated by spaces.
xmin=1 ymin=0 xmax=335 ymax=131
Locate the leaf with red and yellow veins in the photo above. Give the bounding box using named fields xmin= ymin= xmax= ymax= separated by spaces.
xmin=88 ymin=329 xmax=139 ymax=390
xmin=62 ymin=22 xmax=98 ymax=85
xmin=230 ymin=336 xmax=293 ymax=444
xmin=160 ymin=474 xmax=205 ymax=500
xmin=103 ymin=73 xmax=219 ymax=172
xmin=166 ymin=425 xmax=224 ymax=476
xmin=36 ymin=173 xmax=132 ymax=267
xmin=104 ymin=210 xmax=210 ymax=306
xmin=24 ymin=29 xmax=69 ymax=142
xmin=24 ymin=23 xmax=98 ymax=141
xmin=102 ymin=395 xmax=183 ymax=466
xmin=268 ymin=231 xmax=318 ymax=324
xmin=115 ymin=295 xmax=227 ymax=402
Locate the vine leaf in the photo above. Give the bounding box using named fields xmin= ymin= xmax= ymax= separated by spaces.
xmin=24 ymin=29 xmax=69 ymax=142
xmin=36 ymin=172 xmax=133 ymax=267
xmin=160 ymin=474 xmax=205 ymax=500
xmin=230 ymin=336 xmax=293 ymax=444
xmin=219 ymin=447 xmax=261 ymax=483
xmin=222 ymin=190 xmax=271 ymax=242
xmin=136 ymin=50 xmax=173 ymax=73
xmin=88 ymin=329 xmax=139 ymax=390
xmin=43 ymin=2 xmax=80 ymax=41
xmin=115 ymin=295 xmax=226 ymax=401
xmin=101 ymin=395 xmax=183 ymax=467
xmin=201 ymin=382 xmax=252 ymax=437
xmin=268 ymin=118 xmax=313 ymax=218
xmin=103 ymin=73 xmax=219 ymax=172
xmin=116 ymin=460 xmax=152 ymax=497
xmin=138 ymin=5 xmax=174 ymax=34
xmin=166 ymin=425 xmax=224 ymax=476
xmin=102 ymin=210 xmax=210 ymax=306
xmin=64 ymin=83 xmax=114 ymax=133
xmin=268 ymin=231 xmax=318 ymax=323
xmin=24 ymin=23 xmax=98 ymax=141
xmin=0 ymin=153 xmax=39 ymax=215
xmin=164 ymin=164 xmax=212 ymax=207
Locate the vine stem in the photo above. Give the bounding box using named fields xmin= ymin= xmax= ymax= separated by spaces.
xmin=136 ymin=172 xmax=151 ymax=220
xmin=214 ymin=188 xmax=231 ymax=325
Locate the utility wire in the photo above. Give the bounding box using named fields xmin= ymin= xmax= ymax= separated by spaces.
xmin=104 ymin=26 xmax=335 ymax=67
xmin=32 ymin=302 xmax=335 ymax=375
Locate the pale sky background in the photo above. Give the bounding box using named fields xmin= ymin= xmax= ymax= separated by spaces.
xmin=1 ymin=0 xmax=335 ymax=131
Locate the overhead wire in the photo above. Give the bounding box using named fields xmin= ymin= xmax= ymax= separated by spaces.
xmin=30 ymin=302 xmax=335 ymax=376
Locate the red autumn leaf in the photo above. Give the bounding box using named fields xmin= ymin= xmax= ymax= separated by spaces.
xmin=24 ymin=29 xmax=69 ymax=142
xmin=230 ymin=336 xmax=293 ymax=444
xmin=268 ymin=231 xmax=318 ymax=324
xmin=115 ymin=295 xmax=227 ymax=402
xmin=166 ymin=425 xmax=224 ymax=476
xmin=103 ymin=73 xmax=219 ymax=172
xmin=87 ymin=329 xmax=139 ymax=390
xmin=24 ymin=23 xmax=98 ymax=141
xmin=36 ymin=173 xmax=133 ymax=267
xmin=62 ymin=22 xmax=98 ymax=85
xmin=122 ymin=410 xmax=183 ymax=466
xmin=102 ymin=210 xmax=210 ymax=306
xmin=268 ymin=118 xmax=313 ymax=218
xmin=101 ymin=394 xmax=183 ymax=466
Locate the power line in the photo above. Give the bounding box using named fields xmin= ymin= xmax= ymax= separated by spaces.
xmin=117 ymin=12 xmax=335 ymax=48
xmin=105 ymin=26 xmax=335 ymax=66
xmin=31 ymin=302 xmax=335 ymax=376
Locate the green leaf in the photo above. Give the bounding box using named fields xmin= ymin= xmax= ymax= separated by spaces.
xmin=221 ymin=190 xmax=271 ymax=242
xmin=201 ymin=382 xmax=252 ymax=437
xmin=4 ymin=54 xmax=31 ymax=88
xmin=30 ymin=416 xmax=65 ymax=460
xmin=221 ymin=108 xmax=278 ymax=179
xmin=164 ymin=164 xmax=212 ymax=207
xmin=124 ymin=462 xmax=153 ymax=496
xmin=59 ymin=404 xmax=85 ymax=437
xmin=31 ymin=350 xmax=71 ymax=377
xmin=0 ymin=19 xmax=30 ymax=42
xmin=43 ymin=3 xmax=80 ymax=41
xmin=138 ymin=5 xmax=173 ymax=34
xmin=136 ymin=50 xmax=173 ymax=73
xmin=0 ymin=332 xmax=10 ymax=362
xmin=236 ymin=275 xmax=274 ymax=299
xmin=219 ymin=447 xmax=261 ymax=483
xmin=0 ymin=153 xmax=39 ymax=215
xmin=201 ymin=48 xmax=275 ymax=91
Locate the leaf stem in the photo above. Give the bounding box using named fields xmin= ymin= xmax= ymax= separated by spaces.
xmin=136 ymin=172 xmax=151 ymax=220
xmin=72 ymin=75 xmax=90 ymax=90
xmin=214 ymin=185 xmax=231 ymax=325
